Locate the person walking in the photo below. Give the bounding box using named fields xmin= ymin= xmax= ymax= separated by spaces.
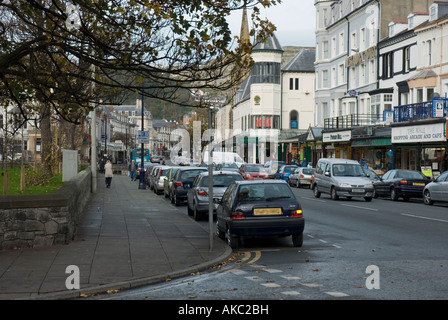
xmin=129 ymin=160 xmax=137 ymax=181
xmin=105 ymin=160 xmax=113 ymax=188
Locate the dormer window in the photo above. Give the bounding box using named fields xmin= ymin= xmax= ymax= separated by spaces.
xmin=389 ymin=22 xmax=395 ymax=37
xmin=430 ymin=4 xmax=437 ymax=21
xmin=408 ymin=14 xmax=414 ymax=29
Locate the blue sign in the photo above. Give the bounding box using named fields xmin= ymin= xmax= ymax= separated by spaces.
xmin=432 ymin=98 xmax=446 ymax=117
xmin=383 ymin=110 xmax=394 ymax=123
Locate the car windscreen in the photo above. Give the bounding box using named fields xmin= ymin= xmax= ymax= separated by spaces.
xmin=332 ymin=164 xmax=366 ymax=177
xmin=236 ymin=183 xmax=295 ymax=201
xmin=160 ymin=169 xmax=169 ymax=176
xmin=302 ymin=168 xmax=315 ymax=175
xmin=200 ymin=174 xmax=243 ymax=187
xmin=246 ymin=165 xmax=264 ymax=172
xmin=397 ymin=171 xmax=426 ymax=179
xmin=179 ymin=170 xmax=206 ymax=180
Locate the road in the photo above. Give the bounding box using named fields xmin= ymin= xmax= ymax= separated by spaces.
xmin=89 ymin=180 xmax=448 ymax=300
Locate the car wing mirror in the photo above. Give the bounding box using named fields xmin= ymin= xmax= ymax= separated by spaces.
xmin=324 ymin=171 xmax=330 ymax=177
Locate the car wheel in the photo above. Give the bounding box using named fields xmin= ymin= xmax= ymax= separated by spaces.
xmin=216 ymin=220 xmax=225 ymax=239
xmin=313 ymin=185 xmax=321 ymax=198
xmin=193 ymin=205 xmax=202 ymax=221
xmin=331 ymin=187 xmax=339 ymax=200
xmin=390 ymin=188 xmax=398 ymax=201
xmin=292 ymin=233 xmax=303 ymax=247
xmin=423 ymin=190 xmax=434 ymax=205
xmin=226 ymin=227 xmax=238 ymax=249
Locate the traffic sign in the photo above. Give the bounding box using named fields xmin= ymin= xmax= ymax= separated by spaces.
xmin=137 ymin=130 xmax=149 ymax=144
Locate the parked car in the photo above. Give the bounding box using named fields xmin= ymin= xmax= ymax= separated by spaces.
xmin=215 ymin=180 xmax=305 ymax=249
xmin=263 ymin=160 xmax=286 ymax=178
xmin=423 ymin=170 xmax=448 ymax=205
xmin=169 ymin=167 xmax=208 ymax=206
xmin=238 ymin=163 xmax=268 ymax=180
xmin=152 ymin=165 xmax=171 ymax=195
xmin=373 ymin=169 xmax=431 ymax=201
xmin=215 ymin=162 xmax=240 ymax=172
xmin=289 ymin=167 xmax=315 ymax=188
xmin=273 ymin=165 xmax=298 ymax=182
xmin=163 ymin=166 xmax=181 ymax=198
xmin=313 ymin=158 xmax=374 ymax=201
xmin=148 ymin=165 xmax=163 ymax=190
xmin=187 ymin=171 xmax=244 ymax=220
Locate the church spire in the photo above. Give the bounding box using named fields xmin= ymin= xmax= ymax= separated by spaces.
xmin=240 ymin=1 xmax=250 ymax=44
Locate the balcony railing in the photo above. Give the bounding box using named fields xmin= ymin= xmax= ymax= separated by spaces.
xmin=324 ymin=114 xmax=383 ymax=130
xmin=393 ymin=101 xmax=440 ymax=122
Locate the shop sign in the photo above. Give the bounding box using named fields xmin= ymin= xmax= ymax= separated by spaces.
xmin=432 ymin=99 xmax=446 ymax=117
xmin=391 ymin=123 xmax=446 ymax=143
xmin=323 ymin=130 xmax=351 ymax=143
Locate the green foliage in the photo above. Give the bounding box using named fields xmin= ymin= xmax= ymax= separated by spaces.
xmin=0 ymin=167 xmax=64 ymax=195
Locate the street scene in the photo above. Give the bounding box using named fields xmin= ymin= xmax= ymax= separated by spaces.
xmin=1 ymin=0 xmax=448 ymax=309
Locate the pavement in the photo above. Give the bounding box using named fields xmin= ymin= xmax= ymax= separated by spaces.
xmin=0 ymin=173 xmax=233 ymax=300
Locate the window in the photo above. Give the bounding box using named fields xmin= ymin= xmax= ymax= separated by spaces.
xmin=323 ymin=41 xmax=329 ymax=59
xmin=290 ymin=110 xmax=298 ymax=129
xmin=338 ymin=64 xmax=345 ymax=85
xmin=322 ymin=70 xmax=329 ymax=88
xmin=427 ymin=40 xmax=432 ymax=66
xmin=252 ymin=62 xmax=281 ymax=84
xmin=339 ymin=32 xmax=345 ymax=54
xmin=36 ymin=138 xmax=41 ymax=153
xmin=289 ymin=78 xmax=299 ymax=90
xmin=404 ymin=47 xmax=411 ymax=72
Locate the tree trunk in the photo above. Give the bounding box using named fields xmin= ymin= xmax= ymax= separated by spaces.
xmin=40 ymin=103 xmax=53 ymax=176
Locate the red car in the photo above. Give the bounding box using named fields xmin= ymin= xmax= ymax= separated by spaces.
xmin=239 ymin=163 xmax=268 ymax=180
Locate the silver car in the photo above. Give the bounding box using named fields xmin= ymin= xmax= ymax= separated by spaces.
xmin=313 ymin=158 xmax=374 ymax=201
xmin=187 ymin=171 xmax=244 ymax=221
xmin=152 ymin=165 xmax=171 ymax=194
xmin=289 ymin=167 xmax=315 ymax=188
xmin=423 ymin=170 xmax=448 ymax=205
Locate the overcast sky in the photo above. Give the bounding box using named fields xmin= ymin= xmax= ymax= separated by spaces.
xmin=228 ymin=0 xmax=316 ymax=47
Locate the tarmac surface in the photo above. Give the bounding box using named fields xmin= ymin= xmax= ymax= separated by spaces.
xmin=0 ymin=174 xmax=233 ymax=300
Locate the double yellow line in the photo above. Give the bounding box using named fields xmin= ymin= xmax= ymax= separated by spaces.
xmin=222 ymin=251 xmax=261 ymax=273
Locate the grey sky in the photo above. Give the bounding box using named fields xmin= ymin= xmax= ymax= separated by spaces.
xmin=228 ymin=0 xmax=316 ymax=47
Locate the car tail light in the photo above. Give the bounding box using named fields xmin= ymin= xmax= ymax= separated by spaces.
xmin=197 ymin=190 xmax=208 ymax=196
xmin=290 ymin=209 xmax=303 ymax=218
xmin=282 ymin=172 xmax=286 ymax=175
xmin=300 ymin=174 xmax=304 ymax=179
xmin=175 ymin=181 xmax=183 ymax=187
xmin=230 ymin=212 xmax=245 ymax=220
xmin=399 ymin=180 xmax=408 ymax=185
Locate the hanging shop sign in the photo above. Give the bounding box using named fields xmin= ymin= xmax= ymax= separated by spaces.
xmin=323 ymin=130 xmax=351 ymax=143
xmin=391 ymin=123 xmax=446 ymax=143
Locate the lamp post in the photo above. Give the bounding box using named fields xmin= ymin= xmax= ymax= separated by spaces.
xmin=138 ymin=93 xmax=146 ymax=189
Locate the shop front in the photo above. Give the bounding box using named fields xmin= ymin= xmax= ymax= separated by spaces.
xmin=391 ymin=119 xmax=448 ymax=178
xmin=351 ymin=126 xmax=392 ymax=175
xmin=322 ymin=129 xmax=352 ymax=159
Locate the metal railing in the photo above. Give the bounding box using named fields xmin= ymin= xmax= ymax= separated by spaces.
xmin=393 ymin=101 xmax=433 ymax=122
xmin=324 ymin=114 xmax=383 ymax=129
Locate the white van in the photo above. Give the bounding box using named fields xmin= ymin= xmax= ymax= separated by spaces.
xmin=202 ymin=151 xmax=244 ymax=167
xmin=313 ymin=158 xmax=374 ymax=201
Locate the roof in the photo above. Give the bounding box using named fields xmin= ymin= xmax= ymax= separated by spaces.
xmin=252 ymin=33 xmax=283 ymax=53
xmin=282 ymin=48 xmax=316 ymax=73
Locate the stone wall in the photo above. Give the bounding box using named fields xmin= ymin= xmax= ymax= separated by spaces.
xmin=0 ymin=167 xmax=92 ymax=250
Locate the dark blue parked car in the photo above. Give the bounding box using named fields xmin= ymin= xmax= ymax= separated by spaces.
xmin=273 ymin=165 xmax=298 ymax=182
xmin=169 ymin=167 xmax=207 ymax=206
xmin=216 ymin=180 xmax=305 ymax=249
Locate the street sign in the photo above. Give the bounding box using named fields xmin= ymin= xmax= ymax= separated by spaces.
xmin=137 ymin=130 xmax=149 ymax=144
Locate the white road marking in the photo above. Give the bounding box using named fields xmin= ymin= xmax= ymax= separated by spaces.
xmin=262 ymin=283 xmax=281 ymax=288
xmin=325 ymin=291 xmax=349 ymax=297
xmin=340 ymin=204 xmax=379 ymax=211
xmin=281 ymin=291 xmax=301 ymax=296
xmin=401 ymin=213 xmax=448 ymax=223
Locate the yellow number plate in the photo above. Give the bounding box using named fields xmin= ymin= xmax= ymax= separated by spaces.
xmin=413 ymin=182 xmax=425 ymax=186
xmin=254 ymin=208 xmax=282 ymax=215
